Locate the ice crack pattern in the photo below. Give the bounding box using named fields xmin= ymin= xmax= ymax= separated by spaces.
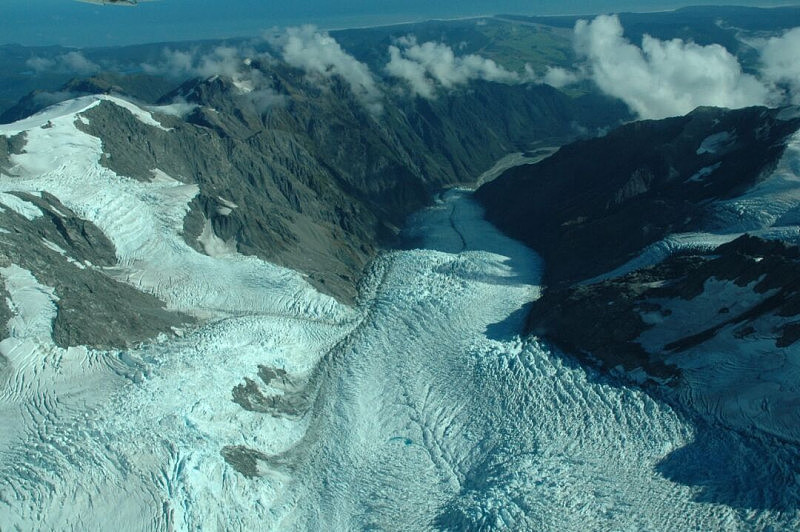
xmin=1 ymin=97 xmax=800 ymax=530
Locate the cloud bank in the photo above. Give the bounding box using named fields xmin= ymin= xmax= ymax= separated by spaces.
xmin=27 ymin=52 xmax=101 ymax=75
xmin=541 ymin=66 xmax=581 ymax=89
xmin=758 ymin=27 xmax=800 ymax=105
xmin=144 ymin=29 xmax=384 ymax=114
xmin=141 ymin=46 xmax=286 ymax=112
xmin=385 ymin=37 xmax=525 ymax=99
xmin=141 ymin=46 xmax=264 ymax=79
xmin=268 ymin=25 xmax=382 ymax=114
xmin=573 ymin=15 xmax=771 ymax=119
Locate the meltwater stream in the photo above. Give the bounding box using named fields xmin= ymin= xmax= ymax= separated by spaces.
xmin=3 ymin=189 xmax=800 ymax=530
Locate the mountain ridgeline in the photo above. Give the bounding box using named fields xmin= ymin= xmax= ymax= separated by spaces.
xmin=65 ymin=67 xmax=625 ymax=303
xmin=476 ymin=105 xmax=800 ymax=443
xmin=0 ymin=56 xmax=626 ymax=350
xmin=477 ymin=106 xmax=800 ymax=286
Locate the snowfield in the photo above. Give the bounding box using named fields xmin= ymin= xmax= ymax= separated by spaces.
xmin=0 ymin=96 xmax=350 ymax=320
xmin=590 ymin=129 xmax=800 ymax=283
xmin=1 ymin=96 xmax=800 ymax=529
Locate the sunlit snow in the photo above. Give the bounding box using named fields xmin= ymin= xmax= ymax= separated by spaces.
xmin=1 ymin=96 xmax=799 ymax=530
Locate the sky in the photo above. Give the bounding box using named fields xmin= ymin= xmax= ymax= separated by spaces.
xmin=0 ymin=0 xmax=794 ymax=48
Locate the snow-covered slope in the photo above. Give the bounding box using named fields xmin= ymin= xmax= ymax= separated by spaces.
xmin=0 ymin=96 xmax=354 ymax=529
xmin=2 ymin=96 xmax=800 ymax=530
xmin=0 ymin=96 xmax=348 ymax=320
xmin=260 ymin=191 xmax=800 ymax=530
xmin=632 ymin=135 xmax=800 ymax=431
xmin=488 ymin=107 xmax=800 ymax=452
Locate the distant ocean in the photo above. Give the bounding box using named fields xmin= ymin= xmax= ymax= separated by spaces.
xmin=1 ymin=0 xmax=792 ymax=47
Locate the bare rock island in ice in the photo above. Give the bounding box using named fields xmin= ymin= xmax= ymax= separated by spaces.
xmin=4 ymin=9 xmax=800 ymax=531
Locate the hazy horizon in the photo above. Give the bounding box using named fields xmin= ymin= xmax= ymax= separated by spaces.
xmin=2 ymin=0 xmax=797 ymax=48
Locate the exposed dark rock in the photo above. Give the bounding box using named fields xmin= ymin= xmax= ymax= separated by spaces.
xmin=0 ymin=132 xmax=26 ymax=173
xmin=50 ymin=275 xmax=190 ymax=349
xmin=528 ymin=235 xmax=800 ymax=378
xmin=0 ymin=192 xmax=192 ymax=349
xmin=0 ymin=270 xmax=12 ymax=339
xmin=527 ymin=257 xmax=699 ymax=379
xmin=0 ymin=251 xmax=10 ymax=374
xmin=220 ymin=443 xmax=295 ymax=478
xmin=16 ymin=191 xmax=118 ymax=266
xmin=232 ymin=369 xmax=310 ymax=418
xmin=220 ymin=445 xmax=271 ymax=478
xmin=258 ymin=365 xmax=292 ymax=387
xmin=477 ymin=106 xmax=800 ymax=286
xmin=778 ymin=321 xmax=800 ymax=347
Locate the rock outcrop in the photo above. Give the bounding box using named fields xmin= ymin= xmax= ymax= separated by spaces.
xmin=71 ymin=65 xmax=624 ymax=303
xmin=476 ymin=104 xmax=800 ymax=441
xmin=528 ymin=235 xmax=800 ymax=375
xmin=477 ymin=106 xmax=800 ymax=286
xmin=0 ymin=190 xmax=192 ymax=348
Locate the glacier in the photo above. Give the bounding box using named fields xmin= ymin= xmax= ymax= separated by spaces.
xmin=1 ymin=96 xmax=800 ymax=530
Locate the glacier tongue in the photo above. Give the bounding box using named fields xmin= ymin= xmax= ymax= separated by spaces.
xmin=265 ymin=190 xmax=800 ymax=530
xmin=1 ymin=97 xmax=800 ymax=529
xmin=1 ymin=187 xmax=799 ymax=530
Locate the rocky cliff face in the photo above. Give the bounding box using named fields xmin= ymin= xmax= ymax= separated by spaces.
xmin=70 ymin=64 xmax=624 ymax=303
xmin=0 ymin=54 xmax=628 ymax=350
xmin=476 ymin=105 xmax=800 ymax=442
xmin=476 ymin=106 xmax=800 ymax=286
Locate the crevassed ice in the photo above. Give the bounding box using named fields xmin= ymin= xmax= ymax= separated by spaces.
xmin=1 ymin=97 xmax=799 ymax=530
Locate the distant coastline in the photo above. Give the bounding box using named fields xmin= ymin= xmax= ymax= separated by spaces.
xmin=2 ymin=1 xmax=798 ymax=47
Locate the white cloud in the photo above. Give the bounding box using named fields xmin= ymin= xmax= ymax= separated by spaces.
xmin=141 ymin=48 xmax=195 ymax=76
xmin=241 ymin=87 xmax=287 ymax=113
xmin=268 ymin=25 xmax=382 ymax=114
xmin=195 ymin=46 xmax=246 ymax=79
xmin=60 ymin=51 xmax=101 ymax=74
xmin=146 ymin=99 xmax=198 ymax=118
xmin=26 ymin=51 xmax=100 ymax=75
xmin=758 ymin=27 xmax=800 ymax=105
xmin=26 ymin=56 xmax=55 ymax=72
xmin=141 ymin=46 xmax=258 ymax=78
xmin=573 ymin=15 xmax=771 ymax=119
xmin=386 ymin=44 xmax=435 ymax=98
xmin=385 ymin=36 xmax=524 ymax=99
xmin=542 ymin=66 xmax=581 ymax=89
xmin=141 ymin=46 xmax=285 ymax=112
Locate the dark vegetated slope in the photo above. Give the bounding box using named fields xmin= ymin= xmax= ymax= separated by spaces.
xmin=72 ymin=61 xmax=626 ymax=302
xmin=506 ymin=5 xmax=800 ymax=54
xmin=476 ymin=106 xmax=800 ymax=286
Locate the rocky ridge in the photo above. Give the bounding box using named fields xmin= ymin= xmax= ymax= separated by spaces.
xmin=0 ymin=189 xmax=192 ymax=348
xmin=71 ymin=65 xmax=623 ymax=303
xmin=477 ymin=105 xmax=800 ymax=286
xmin=0 ymin=54 xmax=627 ymax=349
xmin=528 ymin=235 xmax=800 ymax=374
xmin=476 ymin=105 xmax=800 ymax=441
